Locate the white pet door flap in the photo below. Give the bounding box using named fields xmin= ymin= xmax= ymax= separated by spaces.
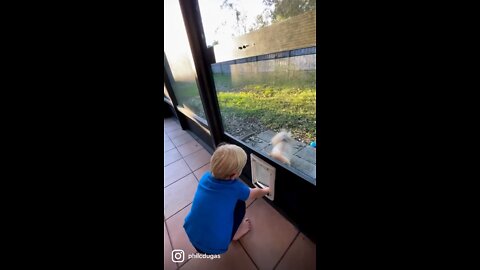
xmin=250 ymin=154 xmax=275 ymax=201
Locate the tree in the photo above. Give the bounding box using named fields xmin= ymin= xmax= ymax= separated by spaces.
xmin=219 ymin=0 xmax=315 ymax=35
xmin=220 ymin=0 xmax=249 ymax=36
xmin=263 ymin=0 xmax=316 ymax=23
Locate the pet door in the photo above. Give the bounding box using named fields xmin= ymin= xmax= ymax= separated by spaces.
xmin=250 ymin=154 xmax=275 ymax=201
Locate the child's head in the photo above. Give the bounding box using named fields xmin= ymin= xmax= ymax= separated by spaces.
xmin=210 ymin=143 xmax=247 ymax=179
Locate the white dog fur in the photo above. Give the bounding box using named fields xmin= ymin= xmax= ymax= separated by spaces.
xmin=269 ymin=130 xmax=293 ymax=165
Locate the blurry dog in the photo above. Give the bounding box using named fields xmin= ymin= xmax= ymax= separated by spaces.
xmin=269 ymin=130 xmax=293 ymax=165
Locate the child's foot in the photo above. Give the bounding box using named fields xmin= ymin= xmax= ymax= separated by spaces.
xmin=233 ymin=218 xmax=252 ymax=240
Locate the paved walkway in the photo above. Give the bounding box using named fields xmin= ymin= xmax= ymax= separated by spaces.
xmin=243 ymin=130 xmax=316 ymax=184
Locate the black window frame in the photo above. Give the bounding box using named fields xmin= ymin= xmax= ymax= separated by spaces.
xmin=164 ymin=0 xmax=317 ymax=243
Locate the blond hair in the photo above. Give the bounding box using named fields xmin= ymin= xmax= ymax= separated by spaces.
xmin=210 ymin=143 xmax=247 ymax=179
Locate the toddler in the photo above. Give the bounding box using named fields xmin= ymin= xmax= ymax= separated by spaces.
xmin=183 ymin=143 xmax=270 ymax=254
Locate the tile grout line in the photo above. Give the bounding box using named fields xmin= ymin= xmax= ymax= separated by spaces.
xmin=164 ymin=124 xmax=182 ymax=133
xmin=243 ymin=194 xmax=301 ymax=270
xmin=178 ymin=146 xmax=204 ymax=159
xmin=163 ymin=146 xmax=183 ymax=167
xmin=163 ymin=133 xmax=183 ymax=270
xmin=171 ymin=134 xmax=197 ymax=148
xmin=237 ymin=198 xmax=260 ymax=269
xmin=177 ymin=257 xmax=193 ymax=269
xmin=272 ymin=231 xmax=301 ymax=270
xmin=246 ymin=199 xmax=256 ymax=208
xmin=247 ymin=197 xmax=258 ymax=209
xmin=165 ymin=202 xmax=192 ymax=222
xmin=164 ymin=200 xmax=193 ymax=268
xmin=165 ymin=128 xmax=182 ymax=136
xmin=164 ymin=219 xmax=179 ymax=270
xmin=165 ymin=126 xmax=186 ymax=135
xmin=164 ymin=140 xmax=196 ymax=218
xmin=164 ymin=124 xmax=183 ymax=135
xmin=166 ymin=119 xmax=310 ymax=270
xmin=164 ymin=156 xmax=183 ymax=168
xmin=192 ymin=173 xmax=199 ymax=182
xmin=163 ymin=170 xmax=193 ymax=189
xmin=164 ymin=145 xmax=176 ymax=152
xmin=178 ymin=256 xmax=193 ymax=269
xmin=189 ymin=133 xmax=214 ymax=155
xmin=183 ymin=156 xmax=195 ymax=173
xmin=184 ymin=159 xmax=210 ymax=175
xmin=238 ymin=241 xmax=260 ymax=270
xmin=163 ymin=152 xmax=193 ymax=189
xmin=165 ymin=121 xmax=182 ymax=270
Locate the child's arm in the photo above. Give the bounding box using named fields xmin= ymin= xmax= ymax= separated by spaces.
xmin=248 ymin=187 xmax=270 ymax=201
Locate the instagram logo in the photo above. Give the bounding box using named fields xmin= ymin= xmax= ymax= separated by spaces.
xmin=172 ymin=249 xmax=185 ymax=263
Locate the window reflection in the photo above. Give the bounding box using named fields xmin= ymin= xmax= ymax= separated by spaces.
xmin=199 ymin=0 xmax=316 ymax=183
xmin=164 ymin=0 xmax=207 ymax=121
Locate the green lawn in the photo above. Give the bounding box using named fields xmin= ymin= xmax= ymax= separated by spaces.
xmin=217 ymin=83 xmax=316 ymax=143
xmin=171 ymin=73 xmax=317 ymax=143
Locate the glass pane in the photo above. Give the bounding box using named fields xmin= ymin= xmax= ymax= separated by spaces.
xmin=199 ymin=0 xmax=316 ymax=184
xmin=164 ymin=84 xmax=171 ymax=101
xmin=199 ymin=0 xmax=316 ymax=47
xmin=164 ymin=0 xmax=207 ymax=122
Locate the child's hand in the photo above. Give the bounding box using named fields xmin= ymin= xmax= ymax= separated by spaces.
xmin=263 ymin=187 xmax=270 ymax=196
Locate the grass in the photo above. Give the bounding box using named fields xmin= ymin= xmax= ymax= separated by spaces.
xmin=173 ymin=81 xmax=199 ymax=100
xmin=171 ymin=72 xmax=317 ymax=143
xmin=217 ymin=82 xmax=316 ymax=143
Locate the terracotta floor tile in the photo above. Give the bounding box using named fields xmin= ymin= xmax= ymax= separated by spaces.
xmin=245 ymin=195 xmax=256 ymax=208
xmin=239 ymin=199 xmax=298 ymax=270
xmin=193 ymin=163 xmax=210 ymax=181
xmin=165 ymin=204 xmax=196 ymax=268
xmin=164 ymin=120 xmax=180 ymax=128
xmin=165 ymin=148 xmax=183 ymax=167
xmin=164 ymin=121 xmax=175 ymax=127
xmin=165 ymin=139 xmax=175 ymax=152
xmin=164 ymin=117 xmax=178 ymax=123
xmin=184 ymin=149 xmax=211 ymax=171
xmin=177 ymin=141 xmax=204 ymax=157
xmin=171 ymin=133 xmax=195 ymax=147
xmin=164 ymin=174 xmax=198 ymax=219
xmin=180 ymin=241 xmax=256 ymax=270
xmin=165 ymin=122 xmax=181 ymax=133
xmin=164 ymin=222 xmax=178 ymax=270
xmin=275 ymin=233 xmax=316 ymax=270
xmin=167 ymin=129 xmax=188 ymax=139
xmin=163 ymin=116 xmax=313 ymax=270
xmin=164 ymin=118 xmax=178 ymax=125
xmin=164 ymin=159 xmax=192 ymax=187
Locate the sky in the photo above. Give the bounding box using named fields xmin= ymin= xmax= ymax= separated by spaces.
xmin=164 ymin=0 xmax=198 ymax=81
xmin=198 ymin=0 xmax=272 ymax=46
xmin=163 ymin=0 xmax=273 ymax=80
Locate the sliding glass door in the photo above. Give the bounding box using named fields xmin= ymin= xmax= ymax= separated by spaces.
xmin=197 ymin=0 xmax=317 ymax=184
xmin=164 ymin=0 xmax=208 ymax=126
xmin=164 ymin=0 xmax=317 ymax=243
